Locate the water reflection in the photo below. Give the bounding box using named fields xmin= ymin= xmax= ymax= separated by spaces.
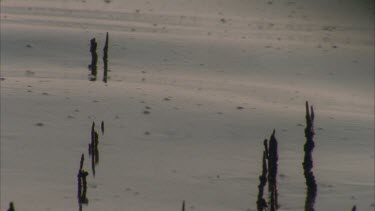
xmin=7 ymin=202 xmax=15 ymax=211
xmin=103 ymin=32 xmax=109 ymax=83
xmin=101 ymin=121 xmax=105 ymax=135
xmin=256 ymin=140 xmax=268 ymax=211
xmin=77 ymin=154 xmax=89 ymax=211
xmin=89 ymin=122 xmax=100 ymax=177
xmin=88 ymin=33 xmax=110 ymax=83
xmin=88 ymin=38 xmax=98 ymax=81
xmin=256 ymin=131 xmax=279 ymax=211
xmin=303 ymin=101 xmax=317 ymax=211
xmin=268 ymin=130 xmax=279 ymax=211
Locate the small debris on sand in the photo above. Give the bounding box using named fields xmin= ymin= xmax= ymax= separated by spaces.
xmin=25 ymin=70 xmax=35 ymax=76
xmin=143 ymin=110 xmax=150 ymax=115
xmin=279 ymin=174 xmax=286 ymax=179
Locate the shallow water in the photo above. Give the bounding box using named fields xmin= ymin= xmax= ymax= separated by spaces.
xmin=1 ymin=1 xmax=374 ymax=210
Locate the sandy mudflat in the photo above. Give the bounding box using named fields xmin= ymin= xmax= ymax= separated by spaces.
xmin=1 ymin=0 xmax=374 ymax=210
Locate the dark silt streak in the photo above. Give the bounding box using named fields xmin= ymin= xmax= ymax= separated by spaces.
xmin=303 ymin=101 xmax=317 ymax=211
